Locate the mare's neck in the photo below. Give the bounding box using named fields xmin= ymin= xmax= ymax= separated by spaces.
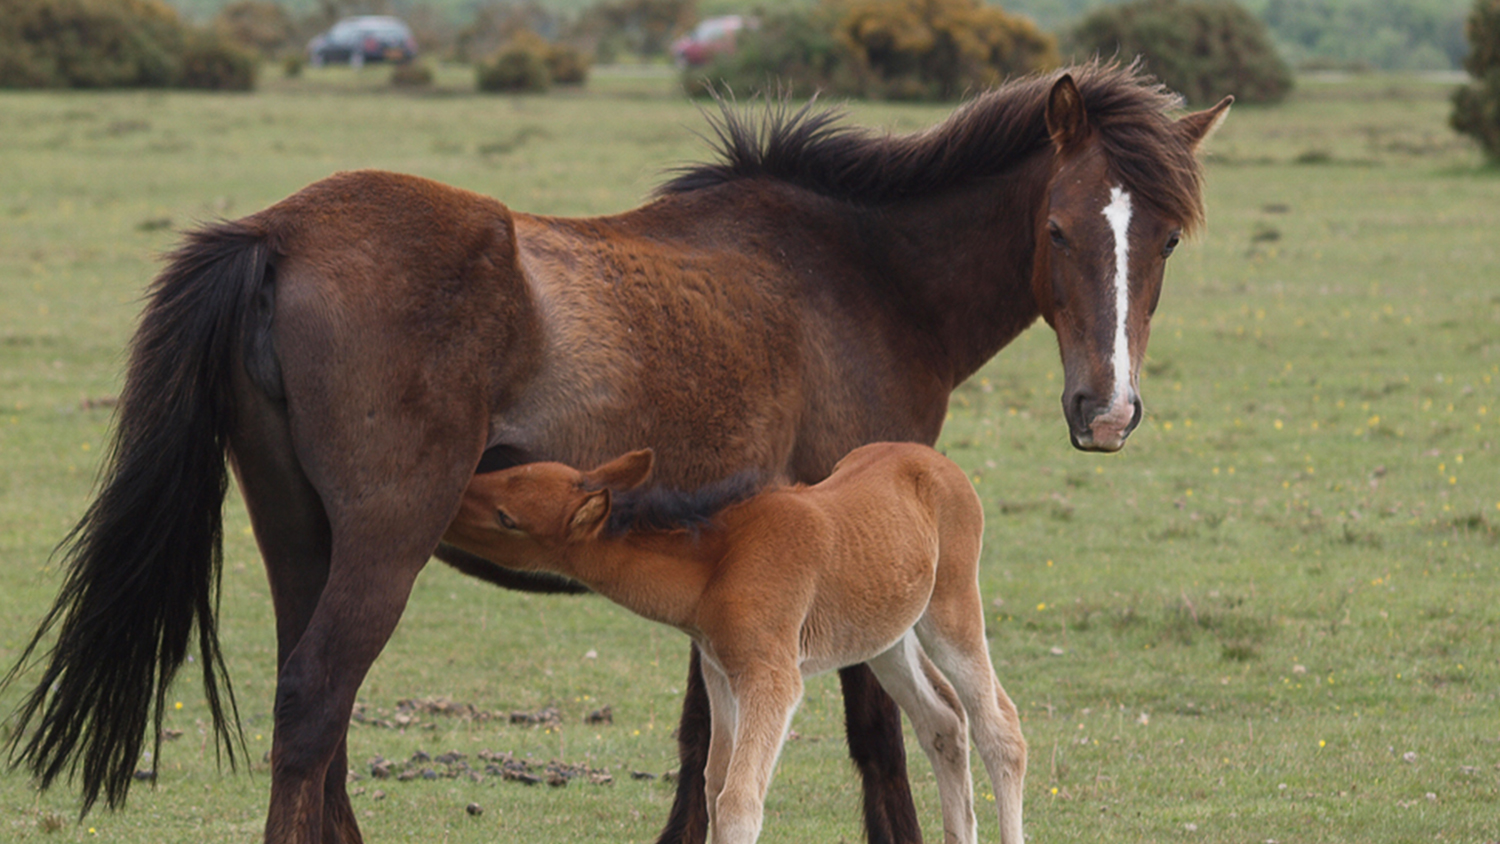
xmin=851 ymin=150 xmax=1052 ymax=385
xmin=549 ymin=532 xmax=717 ymax=630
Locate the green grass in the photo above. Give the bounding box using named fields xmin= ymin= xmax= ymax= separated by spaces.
xmin=2 ymin=68 xmax=1497 ymax=842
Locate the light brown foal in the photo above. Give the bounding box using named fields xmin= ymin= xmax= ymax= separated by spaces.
xmin=443 ymin=442 xmax=1027 ymax=844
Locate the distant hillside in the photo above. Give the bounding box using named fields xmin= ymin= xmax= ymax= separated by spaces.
xmin=167 ymin=0 xmax=1472 ymax=71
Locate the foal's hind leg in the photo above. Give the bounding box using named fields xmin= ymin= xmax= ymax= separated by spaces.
xmin=867 ymin=633 xmax=978 ymax=844
xmin=916 ymin=600 xmax=1027 ymax=844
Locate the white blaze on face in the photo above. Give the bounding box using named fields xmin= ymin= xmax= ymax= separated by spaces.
xmin=1102 ymin=185 xmax=1134 ymax=410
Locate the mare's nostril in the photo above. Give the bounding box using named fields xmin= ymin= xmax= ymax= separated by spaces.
xmin=1069 ymin=390 xmax=1100 ymax=426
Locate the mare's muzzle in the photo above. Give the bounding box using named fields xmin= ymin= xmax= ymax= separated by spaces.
xmin=1064 ymin=388 xmax=1143 ymax=452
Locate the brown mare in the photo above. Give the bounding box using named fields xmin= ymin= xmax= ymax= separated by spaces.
xmin=3 ymin=63 xmax=1228 ymax=844
xmin=444 ymin=442 xmax=1026 ymax=844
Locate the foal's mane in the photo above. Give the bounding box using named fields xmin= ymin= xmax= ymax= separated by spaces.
xmin=660 ymin=61 xmax=1209 ymax=233
xmin=604 ymin=471 xmax=766 ymax=537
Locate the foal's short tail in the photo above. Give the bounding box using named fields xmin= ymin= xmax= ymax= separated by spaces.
xmin=2 ymin=222 xmax=271 ymax=815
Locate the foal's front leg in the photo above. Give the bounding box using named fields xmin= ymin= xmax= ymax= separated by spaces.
xmin=699 ymin=659 xmax=738 ymax=834
xmin=712 ymin=665 xmax=803 ymax=844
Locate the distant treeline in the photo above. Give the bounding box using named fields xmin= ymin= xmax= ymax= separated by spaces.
xmin=166 ymin=0 xmax=1472 ymax=71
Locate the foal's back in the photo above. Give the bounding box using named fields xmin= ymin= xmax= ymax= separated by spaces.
xmin=711 ymin=442 xmax=984 ymax=673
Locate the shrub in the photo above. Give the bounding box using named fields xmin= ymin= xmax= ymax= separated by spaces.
xmin=571 ymin=0 xmax=696 ymax=61
xmin=391 ymin=60 xmax=434 ymax=88
xmin=685 ymin=8 xmax=851 ymax=97
xmin=477 ymin=31 xmax=553 ymax=92
xmin=179 ymin=32 xmax=257 ymax=90
xmin=0 ymin=0 xmax=257 ymax=89
xmin=838 ymin=0 xmax=1059 ymax=99
xmin=686 ymin=0 xmax=1056 ymax=101
xmin=212 ymin=0 xmax=293 ymax=60
xmin=1451 ymin=0 xmax=1500 ymax=162
xmin=1068 ymin=0 xmax=1293 ymax=104
xmin=456 ymin=1 xmax=561 ymax=64
xmin=546 ymin=42 xmax=591 ymax=85
xmin=0 ymin=0 xmax=184 ymax=88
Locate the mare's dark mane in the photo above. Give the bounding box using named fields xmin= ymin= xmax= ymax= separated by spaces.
xmin=605 ymin=471 xmax=766 ymax=537
xmin=660 ymin=61 xmax=1209 ymax=232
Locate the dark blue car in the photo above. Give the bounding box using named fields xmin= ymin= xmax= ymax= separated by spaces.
xmin=308 ymin=16 xmax=417 ymax=67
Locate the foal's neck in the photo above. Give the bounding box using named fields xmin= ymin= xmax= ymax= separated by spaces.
xmin=550 ymin=531 xmax=719 ymax=631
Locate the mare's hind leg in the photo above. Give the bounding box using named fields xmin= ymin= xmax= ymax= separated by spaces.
xmin=232 ymin=373 xmax=363 ymax=843
xmin=233 ymin=374 xmax=484 ymax=843
xmin=866 ymin=633 xmax=978 ymax=844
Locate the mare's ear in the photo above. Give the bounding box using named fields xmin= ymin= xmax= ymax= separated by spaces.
xmin=567 ymin=489 xmax=611 ymax=542
xmin=1046 ymin=74 xmax=1088 ymax=151
xmin=1177 ymin=95 xmax=1233 ymax=151
xmin=583 ymin=448 xmax=654 ymax=492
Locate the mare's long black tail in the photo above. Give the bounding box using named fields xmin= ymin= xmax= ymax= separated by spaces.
xmin=2 ymin=222 xmax=270 ymax=815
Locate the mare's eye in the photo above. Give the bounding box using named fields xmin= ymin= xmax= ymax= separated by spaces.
xmin=495 ymin=510 xmax=518 ymax=530
xmin=1162 ymin=231 xmax=1182 ymax=258
xmin=1048 ymin=221 xmax=1067 ymax=248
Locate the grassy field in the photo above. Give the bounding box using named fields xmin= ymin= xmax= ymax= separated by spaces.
xmin=1 ymin=67 xmax=1497 ymax=842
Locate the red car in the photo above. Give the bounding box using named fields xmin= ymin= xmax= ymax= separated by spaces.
xmin=671 ymin=16 xmax=752 ymax=68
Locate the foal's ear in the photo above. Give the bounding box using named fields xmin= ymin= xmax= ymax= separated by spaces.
xmin=1177 ymin=95 xmax=1233 ymax=151
xmin=583 ymin=448 xmax=654 ymax=492
xmin=567 ymin=489 xmax=611 ymax=542
xmin=1045 ymin=74 xmax=1089 ymax=151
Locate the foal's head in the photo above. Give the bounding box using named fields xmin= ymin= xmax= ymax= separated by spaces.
xmin=448 ymin=450 xmax=655 ymax=555
xmin=1033 ymin=74 xmax=1231 ymax=451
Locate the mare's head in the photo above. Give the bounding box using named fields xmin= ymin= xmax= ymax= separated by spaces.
xmin=1033 ymin=73 xmax=1231 ymax=451
xmin=446 ymin=450 xmax=655 ymax=556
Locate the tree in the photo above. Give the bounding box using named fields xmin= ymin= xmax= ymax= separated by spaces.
xmin=1069 ymin=0 xmax=1293 ymax=104
xmin=1452 ymin=0 xmax=1500 ymax=162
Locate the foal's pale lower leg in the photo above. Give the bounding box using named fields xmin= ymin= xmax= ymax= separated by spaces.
xmin=701 ymin=662 xmax=737 ymax=836
xmin=711 ymin=670 xmax=802 ymax=844
xmin=917 ymin=614 xmax=1027 ymax=844
xmin=868 ymin=634 xmax=977 ymax=844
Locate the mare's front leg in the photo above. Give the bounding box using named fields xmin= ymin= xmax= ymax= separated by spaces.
xmin=656 ymin=647 xmax=713 ymax=844
xmin=839 ymin=663 xmax=923 ymax=844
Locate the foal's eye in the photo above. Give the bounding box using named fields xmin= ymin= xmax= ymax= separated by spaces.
xmin=1048 ymin=221 xmax=1067 ymax=248
xmin=495 ymin=510 xmax=518 ymax=530
xmin=1162 ymin=231 xmax=1182 ymax=258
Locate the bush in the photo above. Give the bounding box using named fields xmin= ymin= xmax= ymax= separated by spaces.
xmin=477 ymin=31 xmax=553 ymax=92
xmin=838 ymin=0 xmax=1059 ymax=99
xmin=456 ymin=1 xmax=561 ymax=64
xmin=212 ymin=0 xmax=293 ymax=60
xmin=1068 ymin=0 xmax=1293 ymax=104
xmin=0 ymin=0 xmax=257 ymax=89
xmin=179 ymin=32 xmax=257 ymax=90
xmin=685 ymin=8 xmax=851 ymax=97
xmin=1451 ymin=0 xmax=1500 ymax=162
xmin=546 ymin=42 xmax=591 ymax=85
xmin=571 ymin=0 xmax=695 ymax=61
xmin=391 ymin=60 xmax=434 ymax=88
xmin=686 ymin=0 xmax=1056 ymax=101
